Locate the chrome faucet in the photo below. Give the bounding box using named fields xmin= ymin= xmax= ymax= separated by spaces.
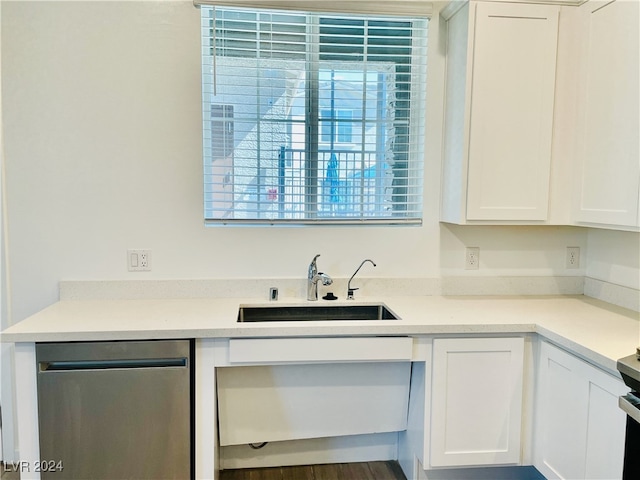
xmin=307 ymin=254 xmax=333 ymax=301
xmin=347 ymin=259 xmax=376 ymax=300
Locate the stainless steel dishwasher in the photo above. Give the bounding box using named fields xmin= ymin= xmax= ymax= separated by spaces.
xmin=36 ymin=339 xmax=193 ymax=480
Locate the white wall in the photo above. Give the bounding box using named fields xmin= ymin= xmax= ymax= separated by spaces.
xmin=440 ymin=224 xmax=589 ymax=277
xmin=586 ymin=229 xmax=640 ymax=290
xmin=2 ymin=0 xmax=449 ymax=322
xmin=0 ymin=0 xmax=636 ymax=326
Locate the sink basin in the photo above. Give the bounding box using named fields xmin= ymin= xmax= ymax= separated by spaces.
xmin=237 ymin=304 xmax=399 ymax=322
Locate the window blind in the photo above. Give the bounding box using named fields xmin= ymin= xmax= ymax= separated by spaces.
xmin=201 ymin=5 xmax=428 ymax=225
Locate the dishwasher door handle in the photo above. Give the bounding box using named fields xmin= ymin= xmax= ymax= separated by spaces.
xmin=39 ymin=357 xmax=188 ymax=372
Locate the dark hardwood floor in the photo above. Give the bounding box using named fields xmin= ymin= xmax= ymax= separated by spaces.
xmin=220 ymin=461 xmax=407 ymax=480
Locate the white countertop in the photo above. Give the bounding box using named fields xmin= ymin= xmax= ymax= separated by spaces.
xmin=2 ymin=295 xmax=638 ymax=374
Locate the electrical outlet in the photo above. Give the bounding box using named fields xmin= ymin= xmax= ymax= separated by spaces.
xmin=465 ymin=247 xmax=480 ymax=270
xmin=128 ymin=249 xmax=152 ymax=272
xmin=566 ymin=247 xmax=580 ymax=269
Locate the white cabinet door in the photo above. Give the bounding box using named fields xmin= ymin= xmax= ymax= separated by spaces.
xmin=466 ymin=2 xmax=559 ymax=221
xmin=573 ymin=0 xmax=640 ymax=229
xmin=441 ymin=1 xmax=559 ymax=223
xmin=534 ymin=341 xmax=628 ymax=480
xmin=429 ymin=337 xmax=525 ymax=467
xmin=583 ymin=374 xmax=628 ymax=480
xmin=533 ymin=341 xmax=589 ymax=479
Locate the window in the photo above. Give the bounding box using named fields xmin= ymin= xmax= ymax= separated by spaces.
xmin=321 ymin=109 xmax=353 ymax=144
xmin=201 ymin=5 xmax=428 ymax=224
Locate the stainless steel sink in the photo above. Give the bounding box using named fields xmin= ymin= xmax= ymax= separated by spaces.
xmin=237 ymin=304 xmax=399 ymax=322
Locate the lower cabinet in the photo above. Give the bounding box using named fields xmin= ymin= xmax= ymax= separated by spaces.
xmin=533 ymin=341 xmax=628 ymax=480
xmin=429 ymin=337 xmax=525 ymax=467
xmin=209 ymin=335 xmax=627 ymax=479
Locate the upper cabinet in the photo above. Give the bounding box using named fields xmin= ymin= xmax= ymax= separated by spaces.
xmin=572 ymin=0 xmax=640 ymax=230
xmin=440 ymin=1 xmax=560 ymax=224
